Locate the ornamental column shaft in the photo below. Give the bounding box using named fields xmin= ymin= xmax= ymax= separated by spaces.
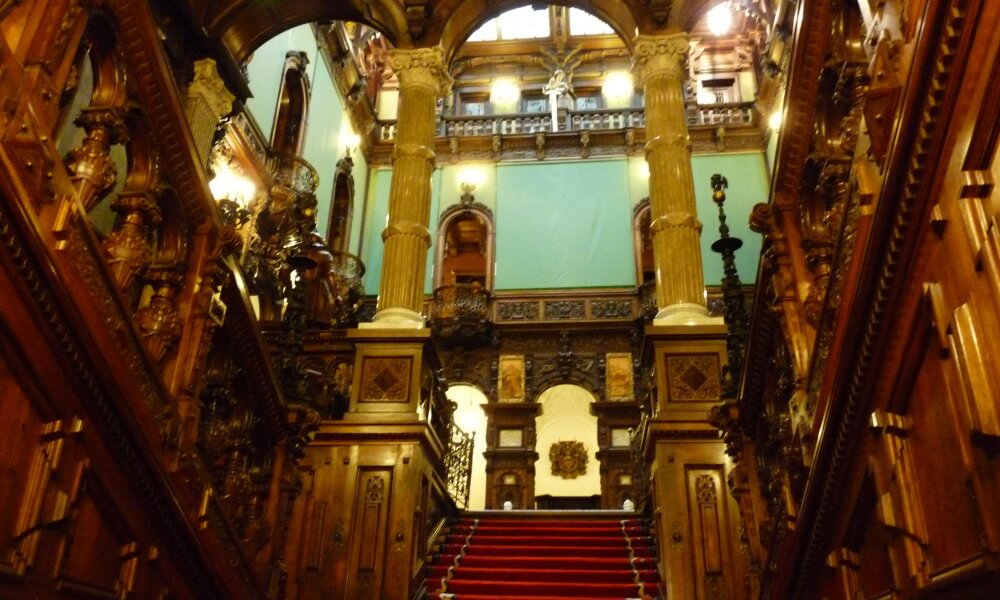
xmin=633 ymin=34 xmax=710 ymax=322
xmin=371 ymin=47 xmax=451 ymax=327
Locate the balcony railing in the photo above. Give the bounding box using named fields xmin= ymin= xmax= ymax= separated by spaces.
xmin=444 ymin=423 xmax=474 ymax=510
xmin=267 ymin=151 xmax=319 ymax=197
xmin=430 ymin=284 xmax=492 ymax=344
xmin=687 ymin=102 xmax=756 ymax=127
xmin=377 ymin=103 xmax=756 ymax=142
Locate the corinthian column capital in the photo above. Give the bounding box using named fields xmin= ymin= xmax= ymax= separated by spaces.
xmin=389 ymin=46 xmax=453 ymax=96
xmin=632 ymin=33 xmax=690 ymax=86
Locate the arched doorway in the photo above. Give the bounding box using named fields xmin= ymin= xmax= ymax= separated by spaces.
xmin=447 ymin=384 xmax=489 ymax=510
xmin=534 ymin=384 xmax=600 ymax=508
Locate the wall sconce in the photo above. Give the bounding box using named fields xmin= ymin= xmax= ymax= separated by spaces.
xmin=208 ymin=158 xmax=256 ymax=227
xmin=459 ymin=181 xmax=476 ymax=205
xmin=458 ymin=167 xmax=485 ymax=205
xmin=341 ymin=131 xmax=361 ymax=157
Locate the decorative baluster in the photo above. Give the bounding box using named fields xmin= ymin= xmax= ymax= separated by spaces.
xmin=135 ymin=270 xmax=184 ymax=363
xmin=65 ymin=107 xmax=128 ymax=211
xmin=103 ymin=191 xmax=161 ymax=291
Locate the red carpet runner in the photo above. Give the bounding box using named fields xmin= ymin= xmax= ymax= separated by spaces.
xmin=426 ymin=512 xmax=661 ymax=599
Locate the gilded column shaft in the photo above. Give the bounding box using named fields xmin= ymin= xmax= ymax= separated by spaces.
xmin=374 ymin=47 xmax=451 ymax=325
xmin=634 ymin=34 xmax=709 ymax=321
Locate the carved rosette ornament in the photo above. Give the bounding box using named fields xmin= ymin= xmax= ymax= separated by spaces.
xmin=103 ymin=191 xmax=161 ymax=290
xmin=374 ymin=47 xmax=452 ymax=324
xmin=66 ymin=106 xmax=128 ymax=211
xmin=632 ymin=34 xmax=708 ymax=322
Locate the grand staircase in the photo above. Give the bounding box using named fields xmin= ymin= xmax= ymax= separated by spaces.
xmin=425 ymin=511 xmax=662 ymax=599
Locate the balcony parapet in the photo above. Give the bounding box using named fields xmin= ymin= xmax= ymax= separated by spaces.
xmin=267 ymin=151 xmax=319 ymax=198
xmin=371 ymin=102 xmax=763 ymax=164
xmin=429 ymin=283 xmax=493 ymax=345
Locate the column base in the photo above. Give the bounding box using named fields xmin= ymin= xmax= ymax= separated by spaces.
xmin=360 ymin=307 xmax=426 ymax=329
xmin=653 ymin=302 xmax=723 ymax=326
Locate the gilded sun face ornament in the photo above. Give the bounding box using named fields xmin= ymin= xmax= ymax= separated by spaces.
xmin=549 ymin=441 xmax=588 ymax=479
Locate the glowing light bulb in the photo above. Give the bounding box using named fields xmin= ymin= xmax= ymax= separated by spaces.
xmin=769 ymin=110 xmax=783 ymax=130
xmin=707 ymin=3 xmax=733 ymax=36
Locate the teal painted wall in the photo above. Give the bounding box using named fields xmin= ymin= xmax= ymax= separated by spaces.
xmin=360 ymin=168 xmax=442 ymax=295
xmin=245 ymin=24 xmax=368 ymax=257
xmin=245 ymin=26 xmax=318 ymax=138
xmin=494 ymin=160 xmax=635 ymax=290
xmin=691 ymin=152 xmax=768 ymax=286
xmin=358 ymin=152 xmax=769 ymax=296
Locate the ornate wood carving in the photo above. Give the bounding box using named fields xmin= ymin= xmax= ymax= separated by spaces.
xmin=549 ymin=441 xmax=587 ymax=479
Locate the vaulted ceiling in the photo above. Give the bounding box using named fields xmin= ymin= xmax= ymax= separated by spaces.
xmin=185 ymin=0 xmax=720 ymax=64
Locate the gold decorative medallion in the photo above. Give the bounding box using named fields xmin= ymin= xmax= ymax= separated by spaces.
xmin=549 ymin=441 xmax=588 ymax=479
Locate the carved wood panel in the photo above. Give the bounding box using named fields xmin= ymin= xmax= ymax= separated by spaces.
xmin=347 ymin=468 xmax=393 ymax=599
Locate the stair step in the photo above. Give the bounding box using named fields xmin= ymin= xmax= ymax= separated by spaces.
xmin=445 ymin=579 xmax=644 ymax=595
xmin=428 ymin=566 xmax=658 ymax=584
xmin=427 ymin=511 xmax=662 ymax=599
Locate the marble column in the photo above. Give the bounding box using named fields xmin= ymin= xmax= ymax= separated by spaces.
xmin=633 ymin=34 xmax=711 ymax=323
xmin=369 ymin=47 xmax=451 ymax=327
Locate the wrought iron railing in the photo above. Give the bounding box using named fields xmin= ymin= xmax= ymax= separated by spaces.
xmin=630 ymin=414 xmax=652 ymax=513
xmin=430 ymin=284 xmax=492 ymax=343
xmin=377 ymin=103 xmax=756 ymax=142
xmin=267 ymin=151 xmax=319 ymax=196
xmin=638 ymin=279 xmax=657 ymax=323
xmin=444 ymin=422 xmax=474 ymax=510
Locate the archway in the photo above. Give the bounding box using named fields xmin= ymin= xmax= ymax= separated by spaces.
xmin=447 ymin=384 xmax=489 ymax=510
xmin=534 ymin=384 xmax=600 ymax=506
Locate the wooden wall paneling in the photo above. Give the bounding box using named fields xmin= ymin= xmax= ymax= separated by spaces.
xmin=651 ymin=438 xmax=745 ymax=600
xmin=346 ymin=467 xmax=393 ymax=599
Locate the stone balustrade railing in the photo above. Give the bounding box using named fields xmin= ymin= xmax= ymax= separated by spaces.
xmin=377 ymin=103 xmax=756 ymax=142
xmin=686 ymin=102 xmax=756 ymax=126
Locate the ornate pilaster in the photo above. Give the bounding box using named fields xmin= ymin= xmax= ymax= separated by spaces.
xmin=633 ymin=34 xmax=711 ymax=324
xmin=369 ymin=46 xmax=451 ymax=327
xmin=185 ymin=58 xmax=235 ymax=164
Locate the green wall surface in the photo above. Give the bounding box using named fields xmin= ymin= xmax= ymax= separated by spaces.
xmin=494 ymin=160 xmax=635 ymax=290
xmin=245 ymin=24 xmax=367 ymax=257
xmin=691 ymin=152 xmax=768 ymax=286
xmin=357 ymin=152 xmax=768 ymax=296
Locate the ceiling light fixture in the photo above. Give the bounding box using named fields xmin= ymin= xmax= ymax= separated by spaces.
xmin=707 ymin=3 xmax=733 ymax=36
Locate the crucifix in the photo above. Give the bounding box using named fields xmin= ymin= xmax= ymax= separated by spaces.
xmin=542 ymin=69 xmax=569 ymax=132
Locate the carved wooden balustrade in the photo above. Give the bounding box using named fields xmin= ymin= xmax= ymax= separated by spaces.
xmin=0 ymin=3 xmax=311 ymax=598
xmin=429 ymin=283 xmax=492 ymax=345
